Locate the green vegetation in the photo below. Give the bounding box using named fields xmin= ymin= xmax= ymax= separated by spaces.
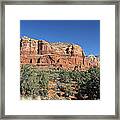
xmin=77 ymin=67 xmax=100 ymax=100
xmin=20 ymin=65 xmax=49 ymax=99
xmin=20 ymin=65 xmax=100 ymax=100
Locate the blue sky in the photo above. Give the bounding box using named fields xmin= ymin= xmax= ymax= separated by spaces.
xmin=20 ymin=20 xmax=100 ymax=56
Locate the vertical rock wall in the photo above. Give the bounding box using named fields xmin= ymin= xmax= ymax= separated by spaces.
xmin=20 ymin=37 xmax=100 ymax=70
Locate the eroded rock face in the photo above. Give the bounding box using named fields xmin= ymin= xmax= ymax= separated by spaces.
xmin=20 ymin=36 xmax=100 ymax=70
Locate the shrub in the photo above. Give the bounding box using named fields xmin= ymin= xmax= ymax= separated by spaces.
xmin=77 ymin=67 xmax=100 ymax=100
xmin=20 ymin=65 xmax=49 ymax=99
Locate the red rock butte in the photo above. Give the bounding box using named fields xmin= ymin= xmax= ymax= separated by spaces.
xmin=20 ymin=36 xmax=100 ymax=71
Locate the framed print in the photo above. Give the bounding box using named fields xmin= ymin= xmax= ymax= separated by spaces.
xmin=0 ymin=0 xmax=119 ymax=119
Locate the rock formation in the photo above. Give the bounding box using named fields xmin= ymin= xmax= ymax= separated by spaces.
xmin=20 ymin=36 xmax=100 ymax=71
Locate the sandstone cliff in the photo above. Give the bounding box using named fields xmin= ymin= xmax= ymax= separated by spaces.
xmin=20 ymin=36 xmax=99 ymax=71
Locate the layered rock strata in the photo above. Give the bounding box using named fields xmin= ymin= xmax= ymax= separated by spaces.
xmin=20 ymin=36 xmax=100 ymax=71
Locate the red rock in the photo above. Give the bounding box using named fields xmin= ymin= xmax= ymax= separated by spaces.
xmin=20 ymin=36 xmax=100 ymax=70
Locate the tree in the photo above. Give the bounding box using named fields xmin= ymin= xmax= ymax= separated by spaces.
xmin=20 ymin=65 xmax=49 ymax=99
xmin=77 ymin=67 xmax=100 ymax=100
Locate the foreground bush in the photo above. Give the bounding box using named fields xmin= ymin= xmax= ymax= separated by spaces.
xmin=20 ymin=65 xmax=49 ymax=99
xmin=20 ymin=65 xmax=100 ymax=100
xmin=77 ymin=67 xmax=100 ymax=100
